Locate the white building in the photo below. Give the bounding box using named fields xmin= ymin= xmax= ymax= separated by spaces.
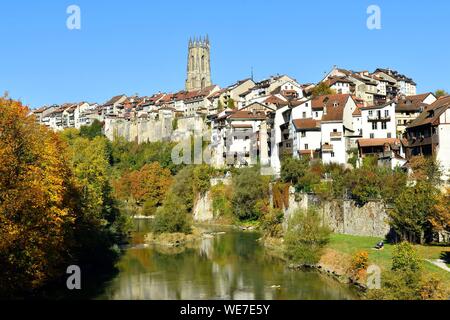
xmin=291 ymin=118 xmax=322 ymax=159
xmin=316 ymin=94 xmax=358 ymax=165
xmin=360 ymin=101 xmax=397 ymax=139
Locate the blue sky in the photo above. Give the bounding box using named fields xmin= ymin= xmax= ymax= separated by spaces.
xmin=1 ymin=0 xmax=449 ymax=108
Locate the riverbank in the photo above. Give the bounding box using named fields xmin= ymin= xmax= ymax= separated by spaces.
xmin=262 ymin=233 xmax=450 ymax=292
xmin=261 ymin=236 xmax=368 ymax=292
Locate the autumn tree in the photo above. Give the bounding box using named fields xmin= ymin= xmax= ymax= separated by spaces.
xmin=0 ymin=98 xmax=78 ymax=296
xmin=113 ymin=162 xmax=173 ymax=216
xmin=429 ymin=188 xmax=450 ymax=234
xmin=409 ymin=155 xmax=443 ymax=186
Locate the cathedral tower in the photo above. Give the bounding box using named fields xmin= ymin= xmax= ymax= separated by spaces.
xmin=185 ymin=36 xmax=212 ymax=91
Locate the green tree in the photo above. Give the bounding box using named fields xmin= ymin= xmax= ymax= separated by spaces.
xmin=311 ymin=82 xmax=336 ymax=98
xmin=227 ymin=98 xmax=236 ymax=109
xmin=389 ymin=182 xmax=439 ymax=243
xmin=434 ymin=89 xmax=448 ymax=98
xmin=152 ymin=193 xmax=192 ymax=234
xmin=66 ymin=135 xmax=130 ymax=267
xmin=232 ymin=167 xmax=269 ymax=221
xmin=284 ymin=208 xmax=331 ymax=265
xmin=280 ymin=156 xmax=309 ymax=187
xmin=217 ymin=100 xmax=224 ymax=112
xmin=79 ymin=119 xmax=103 ymax=139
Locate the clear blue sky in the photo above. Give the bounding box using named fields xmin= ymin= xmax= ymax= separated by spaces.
xmin=1 ymin=0 xmax=449 ymax=108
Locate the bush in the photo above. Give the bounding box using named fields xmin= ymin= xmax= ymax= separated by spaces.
xmin=391 ymin=242 xmax=422 ymax=273
xmin=284 ymin=208 xmax=331 ymax=265
xmin=349 ymin=251 xmax=369 ymax=280
xmin=367 ymin=242 xmax=448 ymax=300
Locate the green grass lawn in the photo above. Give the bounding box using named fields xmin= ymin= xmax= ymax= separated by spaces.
xmin=328 ymin=234 xmax=450 ymax=285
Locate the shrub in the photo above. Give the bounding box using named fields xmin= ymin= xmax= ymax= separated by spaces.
xmin=391 ymin=242 xmax=422 ymax=273
xmin=366 ymin=242 xmax=449 ymax=300
xmin=349 ymin=251 xmax=369 ymax=280
xmin=284 ymin=208 xmax=331 ymax=265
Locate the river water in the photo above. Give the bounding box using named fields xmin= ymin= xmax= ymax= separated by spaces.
xmin=91 ymin=220 xmax=359 ymax=300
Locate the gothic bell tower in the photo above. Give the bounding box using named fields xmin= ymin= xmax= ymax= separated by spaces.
xmin=185 ymin=35 xmax=212 ymax=91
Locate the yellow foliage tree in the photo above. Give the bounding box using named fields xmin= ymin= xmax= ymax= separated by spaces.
xmin=0 ymin=98 xmax=78 ymax=295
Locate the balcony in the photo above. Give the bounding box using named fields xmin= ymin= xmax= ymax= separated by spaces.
xmin=367 ymin=115 xmax=391 ymax=122
xmin=322 ymin=144 xmax=334 ymax=152
xmin=330 ymin=132 xmax=342 ymax=140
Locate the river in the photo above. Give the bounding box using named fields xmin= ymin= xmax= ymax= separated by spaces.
xmin=87 ymin=219 xmax=359 ymax=300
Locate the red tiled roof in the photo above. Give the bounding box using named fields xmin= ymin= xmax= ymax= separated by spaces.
xmin=408 ymin=96 xmax=450 ymax=128
xmin=312 ymin=94 xmax=353 ymax=122
xmin=292 ymin=118 xmax=321 ymax=131
xmin=396 ymin=92 xmax=435 ymax=112
xmin=228 ymin=110 xmax=267 ymax=120
xmin=357 ymin=138 xmax=400 ymax=148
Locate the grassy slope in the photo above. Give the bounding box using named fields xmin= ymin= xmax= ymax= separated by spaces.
xmin=328 ymin=234 xmax=450 ymax=286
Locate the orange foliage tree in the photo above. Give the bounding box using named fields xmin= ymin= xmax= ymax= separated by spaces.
xmin=113 ymin=162 xmax=172 ymax=216
xmin=0 ymin=98 xmax=78 ymax=295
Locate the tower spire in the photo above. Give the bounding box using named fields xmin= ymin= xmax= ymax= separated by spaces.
xmin=185 ymin=35 xmax=212 ymax=91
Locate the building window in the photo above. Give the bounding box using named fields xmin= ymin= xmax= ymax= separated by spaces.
xmin=304 ymin=144 xmax=309 ymax=150
xmin=385 ymin=110 xmax=389 ymax=117
xmin=370 ymin=133 xmax=374 ymax=139
xmin=372 ymin=122 xmax=377 ymax=130
xmin=381 ymin=122 xmax=387 ymax=130
xmin=315 ymin=112 xmax=319 ymax=117
xmin=301 ymin=131 xmax=306 ymax=137
xmin=331 ymin=152 xmax=335 ymax=158
xmin=369 ymin=110 xmax=373 ymax=117
xmin=387 ymin=133 xmax=391 ymax=138
xmin=302 ymin=112 xmax=306 ymax=118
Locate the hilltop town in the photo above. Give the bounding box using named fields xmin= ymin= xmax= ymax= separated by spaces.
xmin=30 ymin=37 xmax=450 ymax=182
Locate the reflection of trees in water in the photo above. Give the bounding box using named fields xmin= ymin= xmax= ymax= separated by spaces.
xmin=96 ymin=229 xmax=358 ymax=300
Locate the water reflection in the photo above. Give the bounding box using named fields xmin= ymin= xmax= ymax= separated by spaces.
xmin=96 ymin=220 xmax=358 ymax=300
